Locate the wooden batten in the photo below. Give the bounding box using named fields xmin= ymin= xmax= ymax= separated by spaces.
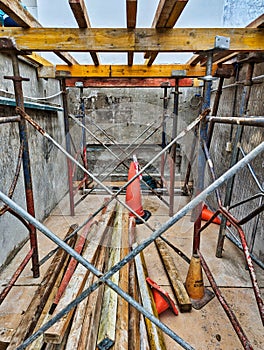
xmin=69 ymin=0 xmax=100 ymax=66
xmin=146 ymin=0 xmax=189 ymax=65
xmin=126 ymin=0 xmax=137 ymax=65
xmin=43 ymin=222 xmax=102 ymax=344
xmin=0 ymin=28 xmax=262 ymax=53
xmin=6 ymin=225 xmax=78 ymax=350
xmin=128 ymin=218 xmax=141 ymax=350
xmin=134 ymin=246 xmax=167 ymax=350
xmin=97 ymin=205 xmax=123 ymax=348
xmin=155 ymin=238 xmax=192 ymax=312
xmin=112 ymin=212 xmax=130 ymax=350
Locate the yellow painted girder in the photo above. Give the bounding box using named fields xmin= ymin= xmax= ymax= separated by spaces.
xmin=0 ymin=27 xmax=263 ymax=52
xmin=38 ymin=64 xmax=216 ymax=78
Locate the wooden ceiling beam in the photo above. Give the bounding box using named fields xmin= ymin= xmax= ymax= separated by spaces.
xmin=1 ymin=28 xmax=262 ymax=53
xmin=0 ymin=0 xmax=77 ymax=65
xmin=126 ymin=0 xmax=137 ymax=66
xmin=146 ymin=0 xmax=189 ymax=64
xmin=37 ymin=63 xmax=216 ymax=79
xmin=69 ymin=0 xmax=100 ymax=66
xmin=152 ymin=0 xmax=188 ymax=28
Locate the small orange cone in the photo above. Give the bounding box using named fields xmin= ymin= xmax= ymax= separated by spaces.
xmin=201 ymin=205 xmax=231 ymax=226
xmin=146 ymin=277 xmax=178 ymax=315
xmin=125 ymin=156 xmax=151 ymax=224
xmin=185 ymin=254 xmax=214 ymax=309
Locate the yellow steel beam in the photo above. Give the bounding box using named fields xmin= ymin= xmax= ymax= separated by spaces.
xmin=0 ymin=27 xmax=262 ymax=53
xmin=38 ymin=63 xmax=216 ymax=79
xmin=0 ymin=0 xmax=77 ymax=65
xmin=69 ymin=0 xmax=100 ymax=66
xmin=126 ymin=0 xmax=137 ymax=66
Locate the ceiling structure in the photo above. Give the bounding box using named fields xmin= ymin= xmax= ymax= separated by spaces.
xmin=0 ymin=0 xmax=263 ymax=84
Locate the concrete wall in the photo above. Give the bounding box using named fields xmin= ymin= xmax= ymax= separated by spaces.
xmin=0 ymin=54 xmax=68 ymax=268
xmin=67 ymin=86 xmax=202 ymax=178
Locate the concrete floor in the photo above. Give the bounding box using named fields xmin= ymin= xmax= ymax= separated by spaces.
xmin=0 ymin=192 xmax=263 ymax=349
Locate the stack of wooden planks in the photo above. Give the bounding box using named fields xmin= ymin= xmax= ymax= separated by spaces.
xmin=4 ymin=202 xmax=192 ymax=350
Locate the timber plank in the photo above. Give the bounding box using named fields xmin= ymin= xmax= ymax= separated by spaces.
xmin=134 ymin=247 xmax=167 ymax=350
xmin=43 ymin=222 xmax=102 ymax=344
xmin=0 ymin=28 xmax=262 ymax=52
xmin=155 ymin=238 xmax=192 ymax=312
xmin=97 ymin=205 xmax=123 ymax=348
xmin=6 ymin=225 xmax=78 ymax=350
xmin=113 ymin=212 xmax=129 ymax=350
xmin=69 ymin=0 xmax=100 ymax=66
xmin=27 ymin=254 xmax=69 ymax=350
xmin=128 ymin=218 xmax=140 ymax=350
xmin=50 ymin=64 xmax=212 ymax=79
xmin=77 ymin=246 xmax=107 ymax=350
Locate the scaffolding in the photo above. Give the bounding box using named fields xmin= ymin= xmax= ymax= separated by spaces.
xmin=0 ymin=2 xmax=263 ymax=349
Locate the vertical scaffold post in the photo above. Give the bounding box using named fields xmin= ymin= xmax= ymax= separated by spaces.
xmin=5 ymin=54 xmax=40 ymax=278
xmin=169 ymin=78 xmax=180 ymax=216
xmin=192 ymin=51 xmax=213 ymax=254
xmin=160 ymin=82 xmax=170 ymax=188
xmin=79 ymin=84 xmax=88 ymax=188
xmin=60 ymin=78 xmax=75 ymax=216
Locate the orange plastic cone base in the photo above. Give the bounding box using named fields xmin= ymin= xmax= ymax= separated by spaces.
xmin=201 ymin=206 xmax=231 ymax=226
xmin=146 ymin=277 xmax=178 ymax=315
xmin=126 ymin=161 xmax=145 ymax=218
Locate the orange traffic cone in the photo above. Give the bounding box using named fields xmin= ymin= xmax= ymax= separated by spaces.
xmin=201 ymin=205 xmax=231 ymax=226
xmin=146 ymin=277 xmax=178 ymax=315
xmin=125 ymin=156 xmax=151 ymax=224
xmin=185 ymin=254 xmax=214 ymax=309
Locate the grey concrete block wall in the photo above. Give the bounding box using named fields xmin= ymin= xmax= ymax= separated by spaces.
xmin=67 ymin=86 xmax=202 ymax=178
xmin=0 ymin=54 xmax=68 ymax=268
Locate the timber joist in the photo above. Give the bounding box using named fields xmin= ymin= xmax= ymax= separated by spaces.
xmin=38 ymin=63 xmax=217 ymax=79
xmin=0 ymin=27 xmax=263 ymax=53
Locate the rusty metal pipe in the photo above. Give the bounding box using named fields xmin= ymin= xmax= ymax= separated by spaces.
xmin=198 ymin=250 xmax=253 ymax=350
xmin=5 ymin=55 xmax=39 ymax=278
xmin=0 ymin=248 xmax=33 ymax=305
xmin=219 ymin=207 xmax=264 ymax=325
xmin=60 ymin=79 xmax=75 ymax=216
xmin=207 ymin=116 xmax=264 ymax=128
xmin=207 ymin=76 xmax=224 ymax=148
